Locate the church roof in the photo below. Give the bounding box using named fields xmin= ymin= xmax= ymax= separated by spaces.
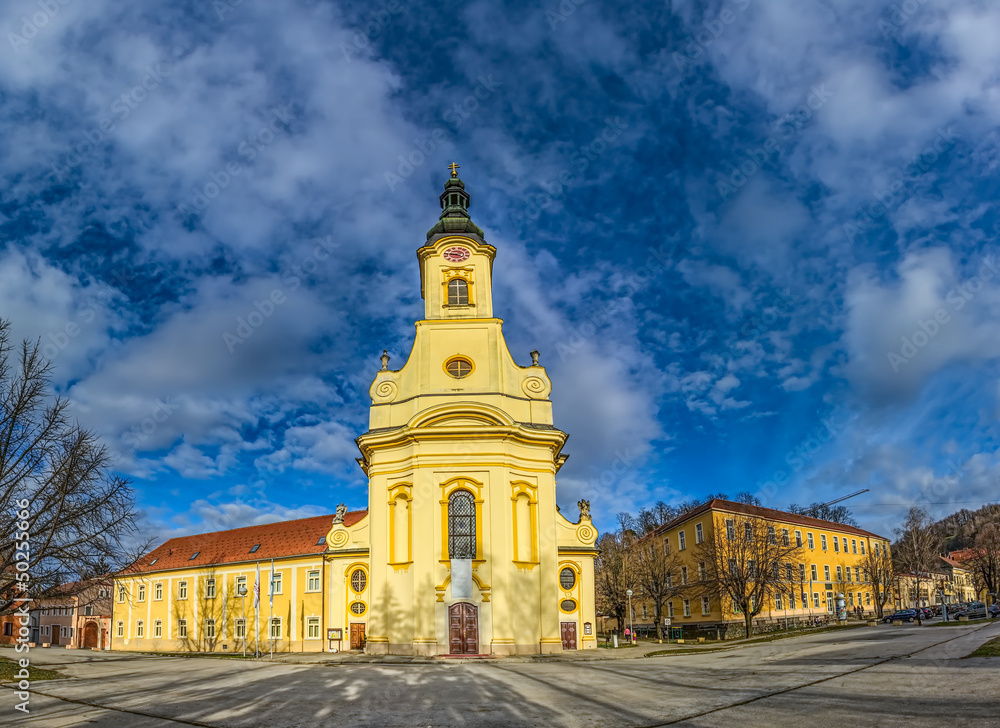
xmin=128 ymin=510 xmax=367 ymax=574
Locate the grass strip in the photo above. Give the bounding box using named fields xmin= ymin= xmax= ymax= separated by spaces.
xmin=0 ymin=657 xmax=63 ymax=681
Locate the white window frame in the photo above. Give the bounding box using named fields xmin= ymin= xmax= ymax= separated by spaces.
xmin=821 ymin=534 xmax=828 ymax=550
xmin=824 ymin=565 xmax=831 ymax=581
xmin=137 ymin=585 xmax=146 ymax=602
xmin=307 ymin=570 xmax=321 ymax=592
xmin=270 ymin=617 xmax=282 ymax=639
xmin=177 ymin=619 xmax=188 ymax=638
xmin=811 ymin=564 xmax=818 ymax=580
xmin=695 ymin=523 xmax=703 ymax=544
xmin=154 ymin=583 xmax=163 ymax=601
xmin=271 ymin=572 xmax=283 ymax=595
xmin=136 ymin=620 xmax=144 ymax=638
xmin=236 ymin=619 xmax=247 ymax=638
xmin=205 ymin=619 xmax=216 ymax=639
xmin=116 ymin=621 xmax=123 ymax=637
xmin=205 ymin=578 xmax=216 ymax=599
xmin=683 ymin=599 xmax=691 ymax=617
xmin=177 ymin=581 xmax=188 ymax=600
xmin=795 ymin=530 xmax=802 ymax=547
xmin=154 ymin=620 xmax=162 ymax=638
xmin=807 ymin=532 xmax=814 ymax=548
xmin=678 ymin=531 xmax=686 ymax=551
xmin=306 ymin=617 xmax=320 ymax=639
xmin=701 ymin=596 xmax=710 ymax=615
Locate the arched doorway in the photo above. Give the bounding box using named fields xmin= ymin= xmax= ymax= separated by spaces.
xmin=448 ymin=603 xmax=478 ymax=655
xmin=83 ymin=622 xmax=99 ymax=648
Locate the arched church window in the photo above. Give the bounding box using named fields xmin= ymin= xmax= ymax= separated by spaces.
xmin=447 ymin=278 xmax=469 ymax=306
xmin=350 ymin=569 xmax=367 ymax=593
xmin=560 ymin=568 xmax=576 ymax=590
xmin=448 ymin=490 xmax=476 ymax=559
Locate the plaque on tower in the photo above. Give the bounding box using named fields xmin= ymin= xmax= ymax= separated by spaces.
xmin=452 ymin=559 xmax=473 ymax=600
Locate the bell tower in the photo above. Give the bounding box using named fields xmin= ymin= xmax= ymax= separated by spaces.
xmin=419 ymin=164 xmax=495 ymax=320
xmin=355 ymin=167 xmax=598 ymax=656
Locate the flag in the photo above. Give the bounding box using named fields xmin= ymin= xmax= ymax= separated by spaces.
xmin=269 ymin=558 xmax=275 ymax=607
xmin=253 ymin=562 xmax=260 ymax=610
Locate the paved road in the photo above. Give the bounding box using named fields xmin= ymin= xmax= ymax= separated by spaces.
xmin=3 ymin=621 xmax=999 ymax=727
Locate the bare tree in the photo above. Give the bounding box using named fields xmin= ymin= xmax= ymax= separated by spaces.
xmin=965 ymin=524 xmax=1000 ymax=604
xmin=893 ymin=507 xmax=939 ymax=624
xmin=0 ymin=319 xmax=147 ymax=614
xmin=860 ymin=541 xmax=895 ymax=619
xmin=595 ymin=513 xmax=641 ymax=631
xmin=695 ymin=514 xmax=803 ymax=638
xmin=632 ymin=535 xmax=685 ymax=638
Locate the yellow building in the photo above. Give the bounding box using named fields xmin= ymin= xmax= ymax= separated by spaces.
xmin=938 ymin=555 xmax=979 ymax=603
xmin=112 ymin=169 xmax=598 ymax=655
xmin=630 ymin=499 xmax=892 ymax=632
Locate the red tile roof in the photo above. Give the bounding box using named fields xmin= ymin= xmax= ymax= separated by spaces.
xmin=938 ymin=555 xmax=969 ymax=569
xmin=650 ymin=499 xmax=888 ymax=541
xmin=948 ymin=548 xmax=981 ymax=563
xmin=129 ymin=511 xmax=367 ymax=574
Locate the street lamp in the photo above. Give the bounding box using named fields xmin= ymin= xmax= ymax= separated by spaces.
xmin=626 ymin=589 xmax=634 ymax=644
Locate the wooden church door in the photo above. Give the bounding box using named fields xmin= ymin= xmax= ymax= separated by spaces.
xmin=448 ymin=603 xmax=479 ymax=654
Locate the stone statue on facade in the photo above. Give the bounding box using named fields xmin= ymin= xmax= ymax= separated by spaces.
xmin=332 ymin=504 xmax=347 ymax=524
xmin=578 ymin=499 xmax=591 ymax=520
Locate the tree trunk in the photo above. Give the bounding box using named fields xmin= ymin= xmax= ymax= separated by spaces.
xmin=744 ymin=613 xmax=752 ymax=640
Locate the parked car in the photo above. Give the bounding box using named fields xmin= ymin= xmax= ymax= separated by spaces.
xmin=917 ymin=608 xmax=934 ymax=620
xmin=988 ymin=603 xmax=999 ymax=618
xmin=883 ymin=609 xmax=918 ymax=623
xmin=956 ymin=602 xmax=988 ymax=619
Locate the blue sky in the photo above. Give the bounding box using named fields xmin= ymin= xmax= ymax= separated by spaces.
xmin=2 ymin=0 xmax=999 ymax=545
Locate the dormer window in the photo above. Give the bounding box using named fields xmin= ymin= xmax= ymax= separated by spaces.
xmin=447 ymin=278 xmax=469 ymax=306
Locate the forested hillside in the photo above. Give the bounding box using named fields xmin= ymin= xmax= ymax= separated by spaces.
xmin=934 ymin=503 xmax=1000 ymax=551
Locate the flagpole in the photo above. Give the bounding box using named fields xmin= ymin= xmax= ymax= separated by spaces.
xmin=269 ymin=558 xmax=274 ymax=660
xmin=254 ymin=561 xmax=260 ymax=658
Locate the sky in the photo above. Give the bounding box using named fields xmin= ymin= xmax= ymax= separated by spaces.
xmin=1 ymin=0 xmax=999 ymax=546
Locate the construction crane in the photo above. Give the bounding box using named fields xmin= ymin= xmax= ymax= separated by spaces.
xmin=806 ymin=488 xmax=869 ymax=517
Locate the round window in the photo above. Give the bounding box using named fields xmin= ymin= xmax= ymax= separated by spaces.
xmin=559 ymin=568 xmax=576 ymax=590
xmin=560 ymin=599 xmax=577 ymax=612
xmin=350 ymin=569 xmax=367 ymax=593
xmin=445 ymin=357 xmax=473 ymax=378
xmin=350 ymin=601 xmax=367 ymax=615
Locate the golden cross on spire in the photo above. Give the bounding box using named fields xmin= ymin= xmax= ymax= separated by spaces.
xmin=448 ymin=162 xmax=460 ymax=178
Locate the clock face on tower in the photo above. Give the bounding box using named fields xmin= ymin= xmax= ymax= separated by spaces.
xmin=443 ymin=247 xmax=470 ymax=262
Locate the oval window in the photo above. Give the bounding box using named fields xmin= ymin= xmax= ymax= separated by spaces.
xmin=445 ymin=357 xmax=473 ymax=378
xmin=350 ymin=601 xmax=367 ymax=615
xmin=559 ymin=568 xmax=576 ymax=590
xmin=560 ymin=599 xmax=577 ymax=612
xmin=350 ymin=569 xmax=367 ymax=593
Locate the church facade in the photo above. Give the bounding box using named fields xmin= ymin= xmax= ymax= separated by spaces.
xmin=111 ymin=170 xmax=597 ymax=656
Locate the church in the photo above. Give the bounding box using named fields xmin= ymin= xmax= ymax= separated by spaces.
xmin=111 ymin=169 xmax=597 ymax=656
